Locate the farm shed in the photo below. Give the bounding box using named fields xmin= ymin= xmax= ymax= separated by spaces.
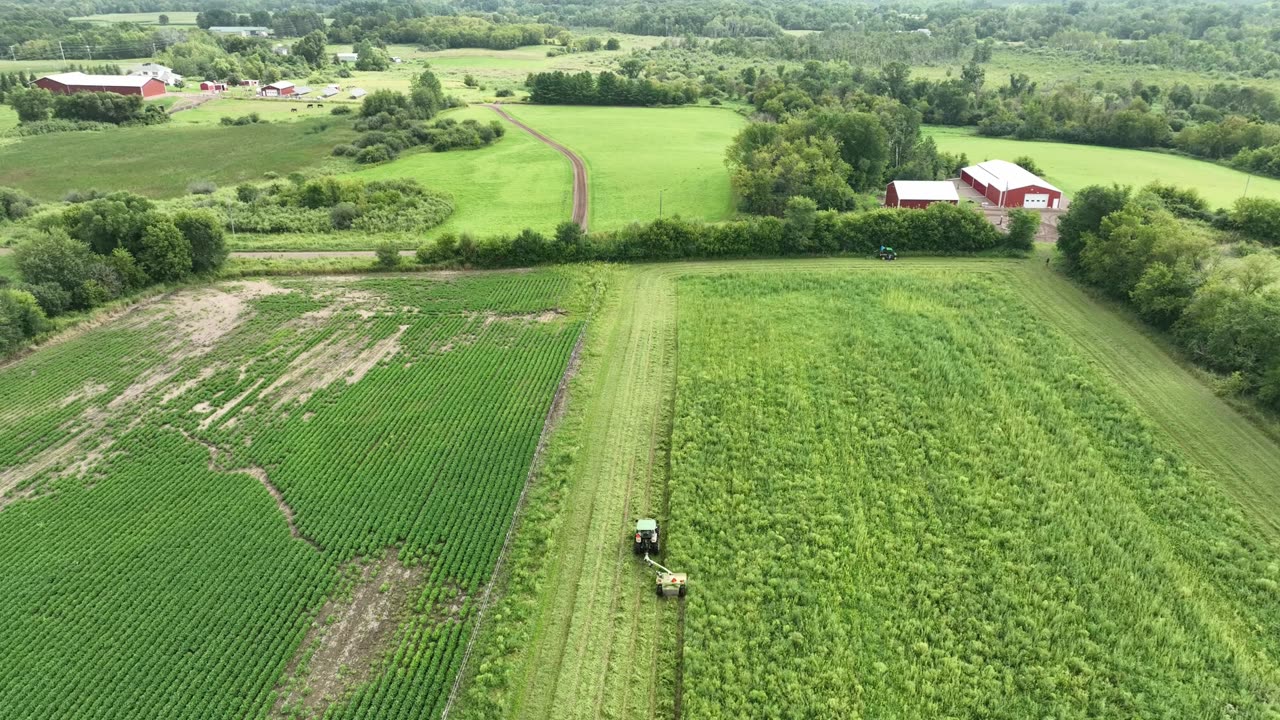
xmin=885 ymin=180 xmax=959 ymax=209
xmin=35 ymin=72 xmax=165 ymax=98
xmin=199 ymin=81 xmax=227 ymax=92
xmin=260 ymin=81 xmax=295 ymax=97
xmin=209 ymin=26 xmax=272 ymax=37
xmin=349 ymin=88 xmax=367 ymax=99
xmin=294 ymin=86 xmax=313 ymax=96
xmin=960 ymin=160 xmax=1063 ymax=209
xmin=336 ymin=53 xmax=358 ymax=63
xmin=321 ymin=86 xmax=339 ymax=98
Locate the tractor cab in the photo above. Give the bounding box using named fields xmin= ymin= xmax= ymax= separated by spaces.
xmin=634 ymin=518 xmax=660 ymax=555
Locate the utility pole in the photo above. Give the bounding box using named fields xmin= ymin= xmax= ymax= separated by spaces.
xmin=9 ymin=46 xmax=15 ymax=62
xmin=85 ymin=44 xmax=93 ymax=61
xmin=1243 ymin=173 xmax=1252 ymax=199
xmin=58 ymin=41 xmax=65 ymax=62
xmin=659 ymin=189 xmax=665 ymax=218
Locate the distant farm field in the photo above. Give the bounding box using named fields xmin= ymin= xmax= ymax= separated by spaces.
xmin=0 ymin=269 xmax=589 ymax=720
xmin=73 ymin=11 xmax=199 ymax=25
xmin=0 ymin=106 xmax=18 ymax=134
xmin=915 ymin=46 xmax=1280 ymax=96
xmin=502 ymin=105 xmax=744 ymax=229
xmin=669 ymin=269 xmax=1280 ymax=717
xmin=0 ymin=118 xmax=355 ymax=200
xmin=352 ymin=105 xmax=570 ymax=241
xmin=927 ymin=126 xmax=1280 ymax=208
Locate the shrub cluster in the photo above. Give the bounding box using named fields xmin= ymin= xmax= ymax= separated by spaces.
xmin=219 ymin=112 xmax=263 ymax=126
xmin=7 ymin=193 xmax=227 ymax=334
xmin=7 ymin=88 xmax=169 ymax=127
xmin=218 ymin=176 xmax=453 ymax=234
xmin=340 ymin=91 xmax=494 ymax=163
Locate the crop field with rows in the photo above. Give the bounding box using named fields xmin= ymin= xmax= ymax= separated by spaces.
xmin=0 ymin=269 xmax=591 ymax=720
xmin=667 ymin=270 xmax=1280 ymax=718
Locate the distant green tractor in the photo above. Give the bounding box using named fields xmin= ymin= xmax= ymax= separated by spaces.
xmin=633 ymin=518 xmax=660 ymax=555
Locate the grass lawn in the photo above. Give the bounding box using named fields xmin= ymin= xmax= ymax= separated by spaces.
xmin=72 ymin=11 xmax=199 ymax=25
xmin=926 ymin=125 xmax=1280 ymax=208
xmin=0 ymin=118 xmax=354 ymax=200
xmin=502 ymin=105 xmax=745 ymax=230
xmin=351 ymin=105 xmax=571 ymax=241
xmin=0 ymin=253 xmax=15 ymax=281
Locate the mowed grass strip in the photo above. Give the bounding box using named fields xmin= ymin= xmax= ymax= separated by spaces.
xmin=927 ymin=125 xmax=1280 ymax=208
xmin=0 ymin=118 xmax=355 ymax=200
xmin=354 ymin=105 xmax=571 ymax=239
xmin=502 ymin=105 xmax=744 ymax=230
xmin=670 ymin=269 xmax=1280 ymax=717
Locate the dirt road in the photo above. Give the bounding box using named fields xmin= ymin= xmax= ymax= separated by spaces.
xmin=487 ymin=104 xmax=589 ymax=232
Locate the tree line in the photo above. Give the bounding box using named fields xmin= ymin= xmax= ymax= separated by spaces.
xmin=1058 ymin=184 xmax=1280 ymax=410
xmin=526 ymin=71 xmax=697 ymax=106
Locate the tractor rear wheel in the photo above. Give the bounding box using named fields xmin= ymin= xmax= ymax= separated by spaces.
xmin=655 ymin=584 xmax=663 ymax=598
xmin=678 ymin=585 xmax=687 ymax=598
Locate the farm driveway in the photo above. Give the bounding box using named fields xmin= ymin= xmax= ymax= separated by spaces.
xmin=487 ymin=104 xmax=590 ymax=232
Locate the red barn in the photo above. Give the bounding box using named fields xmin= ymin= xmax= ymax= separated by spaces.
xmin=200 ymin=81 xmax=228 ymax=92
xmin=885 ymin=180 xmax=960 ymax=209
xmin=35 ymin=72 xmax=165 ymax=98
xmin=260 ymin=81 xmax=295 ymax=97
xmin=960 ymin=160 xmax=1063 ymax=209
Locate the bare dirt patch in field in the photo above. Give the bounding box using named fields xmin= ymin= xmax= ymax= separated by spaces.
xmin=273 ymin=554 xmax=425 ymax=718
xmin=263 ymin=325 xmax=408 ymax=408
xmin=60 ymin=381 xmax=108 ymax=408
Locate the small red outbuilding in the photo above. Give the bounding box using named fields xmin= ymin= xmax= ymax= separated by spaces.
xmin=884 ymin=180 xmax=960 ymax=209
xmin=35 ymin=72 xmax=166 ymax=98
xmin=200 ymin=81 xmax=228 ymax=92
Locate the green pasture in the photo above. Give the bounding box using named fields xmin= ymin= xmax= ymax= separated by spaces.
xmin=169 ymin=97 xmax=336 ymax=124
xmin=0 ymin=57 xmax=153 ymax=76
xmin=71 ymin=11 xmax=200 ymax=26
xmin=0 ymin=118 xmax=354 ymax=200
xmin=915 ymin=45 xmax=1280 ymax=96
xmin=503 ymin=104 xmax=744 ymax=230
xmin=351 ymin=105 xmax=570 ymax=241
xmin=927 ymin=125 xmax=1280 ymax=208
xmin=0 ymin=253 xmax=14 ymax=280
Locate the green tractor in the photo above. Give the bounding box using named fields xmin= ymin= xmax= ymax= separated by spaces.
xmin=633 ymin=518 xmax=660 ymax=555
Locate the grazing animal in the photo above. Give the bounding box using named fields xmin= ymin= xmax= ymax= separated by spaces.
xmin=307 ymin=104 xmax=314 ymax=108
xmin=290 ymin=108 xmax=298 ymax=112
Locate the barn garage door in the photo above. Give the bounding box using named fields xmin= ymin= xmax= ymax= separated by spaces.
xmin=1023 ymin=194 xmax=1049 ymax=208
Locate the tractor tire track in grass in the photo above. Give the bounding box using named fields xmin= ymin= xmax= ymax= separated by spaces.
xmin=486 ymin=104 xmax=589 ymax=232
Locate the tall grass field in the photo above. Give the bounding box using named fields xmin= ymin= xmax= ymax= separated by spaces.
xmin=927 ymin=126 xmax=1280 ymax=208
xmin=670 ymin=269 xmax=1280 ymax=718
xmin=0 ymin=118 xmax=355 ymax=200
xmin=502 ymin=105 xmax=745 ymax=230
